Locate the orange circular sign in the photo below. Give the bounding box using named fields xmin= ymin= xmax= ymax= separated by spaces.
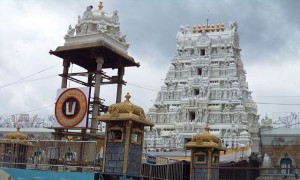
xmin=55 ymin=88 xmax=87 ymax=127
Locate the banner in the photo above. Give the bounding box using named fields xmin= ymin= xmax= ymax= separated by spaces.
xmin=53 ymin=87 xmax=89 ymax=128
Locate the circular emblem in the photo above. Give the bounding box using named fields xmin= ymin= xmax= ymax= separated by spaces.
xmin=55 ymin=88 xmax=87 ymax=127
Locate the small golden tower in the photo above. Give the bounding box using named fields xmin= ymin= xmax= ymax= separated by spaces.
xmin=198 ymin=25 xmax=202 ymax=33
xmin=216 ymin=23 xmax=220 ymax=32
xmin=221 ymin=23 xmax=225 ymax=31
xmin=98 ymin=0 xmax=103 ymax=11
xmin=193 ymin=25 xmax=197 ymax=33
xmin=98 ymin=93 xmax=154 ymax=178
xmin=0 ymin=127 xmax=33 ymax=169
xmin=185 ymin=126 xmax=226 ymax=180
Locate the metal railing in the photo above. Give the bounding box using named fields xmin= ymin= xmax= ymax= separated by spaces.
xmin=142 ymin=164 xmax=300 ymax=180
xmin=142 ymin=154 xmax=189 ymax=180
xmin=2 ymin=140 xmax=298 ymax=179
xmin=0 ymin=140 xmax=102 ymax=172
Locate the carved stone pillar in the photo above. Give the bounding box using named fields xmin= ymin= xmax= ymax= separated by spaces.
xmin=91 ymin=57 xmax=104 ymax=134
xmin=116 ymin=67 xmax=124 ymax=103
xmin=61 ymin=59 xmax=70 ymax=88
xmin=55 ymin=60 xmax=70 ymax=140
xmin=123 ymin=121 xmax=132 ymax=174
xmin=54 ymin=129 xmax=63 ymax=140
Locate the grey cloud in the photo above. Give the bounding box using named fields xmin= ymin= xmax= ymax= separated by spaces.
xmin=0 ymin=0 xmax=299 ymax=118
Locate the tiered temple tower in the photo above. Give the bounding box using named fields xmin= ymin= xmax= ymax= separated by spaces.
xmin=145 ymin=22 xmax=260 ymax=153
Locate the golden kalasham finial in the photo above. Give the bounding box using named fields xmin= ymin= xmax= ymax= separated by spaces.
xmin=221 ymin=22 xmax=225 ymax=31
xmin=216 ymin=23 xmax=220 ymax=32
xmin=193 ymin=25 xmax=196 ymax=33
xmin=98 ymin=0 xmax=103 ymax=11
xmin=207 ymin=24 xmax=210 ymax=32
xmin=204 ymin=125 xmax=210 ymax=132
xmin=125 ymin=92 xmax=131 ymax=102
xmin=198 ymin=25 xmax=201 ymax=33
xmin=211 ymin=24 xmax=215 ymax=32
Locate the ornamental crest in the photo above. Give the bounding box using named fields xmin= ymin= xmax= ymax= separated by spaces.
xmin=55 ymin=88 xmax=88 ymax=127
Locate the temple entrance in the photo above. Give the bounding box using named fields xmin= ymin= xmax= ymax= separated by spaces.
xmin=280 ymin=157 xmax=292 ymax=174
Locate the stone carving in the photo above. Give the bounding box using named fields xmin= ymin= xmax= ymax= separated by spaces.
xmin=112 ymin=10 xmax=119 ymax=23
xmin=0 ymin=114 xmax=54 ymax=128
xmin=197 ymin=34 xmax=210 ymax=44
xmin=229 ymin=21 xmax=238 ymax=31
xmin=81 ymin=23 xmax=88 ymax=34
xmin=65 ymin=5 xmax=127 ymax=47
xmin=261 ymin=114 xmax=272 ymax=127
xmin=230 ymin=21 xmax=240 ymax=49
xmin=65 ymin=25 xmax=75 ymax=37
xmin=82 ymin=5 xmax=93 ymax=20
xmin=119 ymin=35 xmax=127 ymax=43
xmin=248 ymin=91 xmax=253 ymax=99
xmin=176 ymin=25 xmax=190 ymax=49
xmin=75 ymin=25 xmax=81 ymax=35
xmin=97 ymin=20 xmax=108 ymax=33
xmin=178 ymin=25 xmax=189 ymax=36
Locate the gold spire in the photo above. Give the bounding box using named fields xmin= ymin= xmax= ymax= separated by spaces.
xmin=204 ymin=125 xmax=210 ymax=132
xmin=221 ymin=22 xmax=225 ymax=31
xmin=207 ymin=24 xmax=210 ymax=32
xmin=198 ymin=24 xmax=201 ymax=33
xmin=216 ymin=23 xmax=220 ymax=32
xmin=125 ymin=92 xmax=131 ymax=102
xmin=98 ymin=0 xmax=103 ymax=11
xmin=193 ymin=25 xmax=197 ymax=33
xmin=211 ymin=24 xmax=215 ymax=32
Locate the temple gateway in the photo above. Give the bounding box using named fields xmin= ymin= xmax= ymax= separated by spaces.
xmin=145 ymin=22 xmax=260 ymax=153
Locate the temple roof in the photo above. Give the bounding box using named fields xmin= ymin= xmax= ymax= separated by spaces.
xmin=5 ymin=127 xmax=29 ymax=140
xmin=98 ymin=93 xmax=154 ymax=127
xmin=50 ymin=41 xmax=140 ymax=70
xmin=64 ymin=4 xmax=127 ymax=46
xmin=185 ymin=126 xmax=226 ymax=151
xmin=0 ymin=127 xmax=33 ymax=146
xmin=50 ymin=3 xmax=140 ymax=70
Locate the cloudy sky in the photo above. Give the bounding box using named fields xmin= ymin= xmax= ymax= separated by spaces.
xmin=0 ymin=0 xmax=300 ymax=124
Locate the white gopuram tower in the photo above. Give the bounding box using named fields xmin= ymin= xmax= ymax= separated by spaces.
xmin=145 ymin=22 xmax=260 ymax=153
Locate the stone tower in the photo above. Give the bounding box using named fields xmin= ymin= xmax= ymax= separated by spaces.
xmin=98 ymin=93 xmax=154 ymax=178
xmin=145 ymin=22 xmax=260 ymax=153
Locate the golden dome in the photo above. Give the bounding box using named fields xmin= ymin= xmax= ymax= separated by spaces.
xmin=185 ymin=126 xmax=226 ymax=150
xmin=0 ymin=127 xmax=33 ymax=146
xmin=5 ymin=127 xmax=29 ymax=140
xmin=98 ymin=93 xmax=154 ymax=127
xmin=108 ymin=93 xmax=146 ymax=118
xmin=193 ymin=25 xmax=197 ymax=33
xmin=221 ymin=23 xmax=225 ymax=31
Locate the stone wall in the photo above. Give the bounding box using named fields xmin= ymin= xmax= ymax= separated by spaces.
xmin=104 ymin=142 xmax=125 ymax=173
xmin=263 ymin=145 xmax=300 ymax=168
xmin=192 ymin=164 xmax=208 ymax=179
xmin=127 ymin=143 xmax=142 ymax=175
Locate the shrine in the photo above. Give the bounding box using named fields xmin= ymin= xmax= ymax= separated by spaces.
xmin=185 ymin=126 xmax=226 ymax=180
xmin=98 ymin=93 xmax=154 ymax=179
